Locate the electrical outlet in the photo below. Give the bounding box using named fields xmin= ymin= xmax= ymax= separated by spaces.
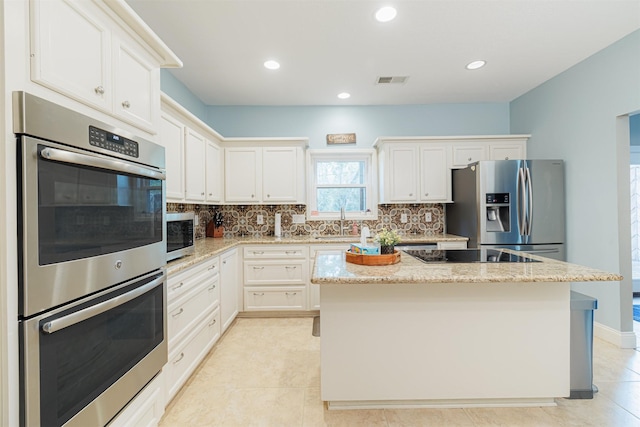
xmin=292 ymin=214 xmax=305 ymax=224
xmin=257 ymin=214 xmax=264 ymax=225
xmin=401 ymin=213 xmax=408 ymax=223
xmin=425 ymin=212 xmax=432 ymax=222
xmin=194 ymin=215 xmax=199 ymax=226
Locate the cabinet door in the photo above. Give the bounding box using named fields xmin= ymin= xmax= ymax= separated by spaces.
xmin=113 ymin=38 xmax=158 ymax=131
xmin=31 ymin=0 xmax=111 ymax=111
xmin=220 ymin=250 xmax=239 ymax=333
xmin=489 ymin=143 xmax=526 ymax=161
xmin=388 ymin=146 xmax=418 ymax=202
xmin=225 ymin=148 xmax=261 ymax=203
xmin=420 ymin=145 xmax=451 ymax=202
xmin=263 ymin=147 xmax=298 ymax=203
xmin=159 ymin=113 xmax=185 ymax=201
xmin=185 ymin=128 xmax=206 ymax=202
xmin=205 ymin=139 xmax=223 ymax=203
xmin=452 ymin=145 xmax=488 ymax=168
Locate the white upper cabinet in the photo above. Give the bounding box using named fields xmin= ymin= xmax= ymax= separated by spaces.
xmin=387 ymin=145 xmax=419 ymax=202
xmin=376 ymin=135 xmax=528 ymax=204
xmin=30 ymin=0 xmax=112 ymax=112
xmin=112 ymin=38 xmax=158 ymax=130
xmin=205 ymin=139 xmax=223 ymax=203
xmin=225 ymin=147 xmax=262 ymax=203
xmin=263 ymin=147 xmax=299 ymax=203
xmin=224 ymin=140 xmax=307 ymax=204
xmin=159 ymin=112 xmax=185 ymax=200
xmin=420 ymin=145 xmax=451 ymax=202
xmin=29 ymin=0 xmax=180 ymax=133
xmin=185 ymin=128 xmax=207 ymax=202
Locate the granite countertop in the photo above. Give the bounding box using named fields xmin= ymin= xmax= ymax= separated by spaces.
xmin=310 ymin=250 xmax=622 ymax=284
xmin=165 ymin=233 xmax=467 ymax=276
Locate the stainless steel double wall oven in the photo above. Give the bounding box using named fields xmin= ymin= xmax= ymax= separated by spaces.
xmin=15 ymin=92 xmax=168 ymax=427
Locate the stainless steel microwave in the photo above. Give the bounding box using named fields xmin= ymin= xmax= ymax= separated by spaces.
xmin=166 ymin=212 xmax=195 ymax=261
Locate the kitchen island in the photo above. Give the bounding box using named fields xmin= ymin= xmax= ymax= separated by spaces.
xmin=311 ymin=250 xmax=621 ymax=409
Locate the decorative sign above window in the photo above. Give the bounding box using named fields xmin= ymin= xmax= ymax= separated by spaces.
xmin=326 ymin=133 xmax=356 ymax=145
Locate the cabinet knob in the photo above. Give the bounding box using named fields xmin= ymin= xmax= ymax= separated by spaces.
xmin=505 ymin=157 xmax=509 ymax=160
xmin=122 ymin=100 xmax=131 ymax=109
xmin=409 ymin=193 xmax=413 ymax=196
xmin=468 ymin=157 xmax=472 ymax=161
xmin=267 ymin=194 xmax=270 ymax=198
xmin=425 ymin=192 xmax=429 ymax=196
xmin=201 ymin=192 xmax=205 ymax=196
xmin=94 ymin=86 xmax=105 ymax=95
xmin=208 ymin=193 xmax=212 ymax=196
xmin=251 ymin=194 xmax=255 ymax=198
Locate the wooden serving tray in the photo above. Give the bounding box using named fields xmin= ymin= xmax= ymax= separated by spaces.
xmin=345 ymin=250 xmax=401 ymax=266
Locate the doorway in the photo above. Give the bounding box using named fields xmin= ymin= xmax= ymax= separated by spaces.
xmin=629 ymin=113 xmax=640 ymax=335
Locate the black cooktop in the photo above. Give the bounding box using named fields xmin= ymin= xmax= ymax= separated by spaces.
xmin=403 ymin=249 xmax=541 ymax=264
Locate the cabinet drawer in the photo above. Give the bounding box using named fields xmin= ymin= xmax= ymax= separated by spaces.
xmin=243 ymin=246 xmax=307 ymax=259
xmin=244 ymin=287 xmax=306 ymax=311
xmin=243 ymin=260 xmax=306 ymax=285
xmin=437 ymin=241 xmax=467 ymax=249
xmin=168 ymin=274 xmax=220 ymax=350
xmin=168 ymin=258 xmax=219 ymax=301
xmin=165 ymin=307 xmax=220 ymax=404
xmin=452 ymin=145 xmax=487 ymax=168
xmin=489 ymin=144 xmax=525 ymax=161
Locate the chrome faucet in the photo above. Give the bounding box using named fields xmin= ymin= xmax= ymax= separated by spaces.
xmin=339 ymin=206 xmax=349 ymax=236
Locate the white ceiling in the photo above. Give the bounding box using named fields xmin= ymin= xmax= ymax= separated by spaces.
xmin=126 ymin=0 xmax=640 ymax=106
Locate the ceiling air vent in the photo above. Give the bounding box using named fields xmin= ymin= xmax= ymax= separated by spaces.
xmin=376 ymin=76 xmax=409 ymax=85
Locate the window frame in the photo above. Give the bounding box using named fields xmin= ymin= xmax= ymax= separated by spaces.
xmin=306 ymin=148 xmax=378 ymax=221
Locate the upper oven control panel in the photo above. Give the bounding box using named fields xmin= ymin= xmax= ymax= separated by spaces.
xmin=89 ymin=126 xmax=139 ymax=158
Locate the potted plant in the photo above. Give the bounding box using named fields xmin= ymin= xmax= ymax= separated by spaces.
xmin=376 ymin=228 xmax=401 ymax=254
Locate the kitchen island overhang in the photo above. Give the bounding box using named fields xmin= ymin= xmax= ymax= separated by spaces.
xmin=311 ymin=251 xmax=621 ymax=410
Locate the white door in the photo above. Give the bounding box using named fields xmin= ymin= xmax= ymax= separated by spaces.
xmin=225 ymin=148 xmax=261 ymax=202
xmin=31 ymin=0 xmax=111 ymax=111
xmin=220 ymin=250 xmax=239 ymax=333
xmin=159 ymin=113 xmax=185 ymax=201
xmin=263 ymin=147 xmax=298 ymax=202
xmin=185 ymin=128 xmax=206 ymax=202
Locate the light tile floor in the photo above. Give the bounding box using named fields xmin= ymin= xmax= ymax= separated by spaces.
xmin=160 ymin=317 xmax=640 ymax=427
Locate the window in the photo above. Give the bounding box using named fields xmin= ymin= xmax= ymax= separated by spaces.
xmin=306 ymin=149 xmax=378 ymax=220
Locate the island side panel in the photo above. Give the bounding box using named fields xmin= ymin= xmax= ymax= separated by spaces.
xmin=320 ymin=281 xmax=570 ymax=407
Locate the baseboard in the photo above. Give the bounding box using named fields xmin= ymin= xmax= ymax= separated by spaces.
xmin=594 ymin=321 xmax=637 ymax=348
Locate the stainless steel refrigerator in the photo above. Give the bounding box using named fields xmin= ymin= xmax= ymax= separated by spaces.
xmin=446 ymin=160 xmax=566 ymax=260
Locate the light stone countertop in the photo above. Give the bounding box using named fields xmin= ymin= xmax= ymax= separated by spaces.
xmin=165 ymin=233 xmax=467 ymax=276
xmin=311 ymin=250 xmax=623 ymax=284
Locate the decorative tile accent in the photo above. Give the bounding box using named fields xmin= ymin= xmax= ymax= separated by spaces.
xmin=167 ymin=203 xmax=445 ymax=239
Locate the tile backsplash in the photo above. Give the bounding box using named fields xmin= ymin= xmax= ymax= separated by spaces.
xmin=167 ymin=203 xmax=445 ymax=239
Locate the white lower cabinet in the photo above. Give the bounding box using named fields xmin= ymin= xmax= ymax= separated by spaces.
xmin=220 ymin=249 xmax=239 ymax=333
xmin=164 ymin=258 xmax=221 ymax=405
xmin=243 ymin=245 xmax=309 ymax=311
xmin=107 ymin=372 xmax=164 ymax=427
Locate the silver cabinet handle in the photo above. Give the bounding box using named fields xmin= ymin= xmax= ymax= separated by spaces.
xmin=253 ymin=292 xmax=264 ymax=296
xmin=172 ymin=282 xmax=184 ymax=291
xmin=285 ymin=251 xmax=297 ymax=255
xmin=253 ymin=266 xmax=264 ymax=270
xmin=172 ymin=308 xmax=184 ymax=318
xmin=252 ymin=251 xmax=264 ymax=255
xmin=208 ymin=319 xmax=217 ymax=327
xmin=208 ymin=265 xmax=217 ymax=271
xmin=94 ymin=86 xmax=105 ymax=95
xmin=173 ymin=352 xmax=185 ymax=364
xmin=40 ymin=147 xmax=166 ymax=180
xmin=122 ymin=100 xmax=130 ymax=109
xmin=208 ymin=284 xmax=216 ymax=291
xmin=285 ymin=292 xmax=297 ymax=296
xmin=42 ymin=272 xmax=164 ymax=334
xmin=285 ymin=266 xmax=297 ymax=270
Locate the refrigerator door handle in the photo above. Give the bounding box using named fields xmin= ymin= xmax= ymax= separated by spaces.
xmin=517 ymin=166 xmax=526 ymax=235
xmin=525 ymin=166 xmax=533 ymax=235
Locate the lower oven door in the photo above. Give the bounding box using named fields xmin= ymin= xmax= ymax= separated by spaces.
xmin=20 ymin=270 xmax=167 ymax=427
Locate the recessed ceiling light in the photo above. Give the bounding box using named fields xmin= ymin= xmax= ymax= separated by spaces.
xmin=264 ymin=60 xmax=280 ymax=70
xmin=375 ymin=6 xmax=397 ymax=22
xmin=466 ymin=60 xmax=486 ymax=70
xmin=337 ymin=92 xmax=351 ymax=99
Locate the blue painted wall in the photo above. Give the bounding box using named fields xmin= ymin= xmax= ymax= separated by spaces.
xmin=205 ymin=104 xmax=510 ymax=148
xmin=510 ymin=29 xmax=640 ymax=334
xmin=631 ymin=113 xmax=640 ymax=146
xmin=161 ymin=70 xmax=208 ymax=122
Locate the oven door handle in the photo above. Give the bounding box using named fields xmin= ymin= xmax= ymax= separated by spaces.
xmin=40 ymin=147 xmax=166 ymax=181
xmin=41 ymin=274 xmax=164 ymax=334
